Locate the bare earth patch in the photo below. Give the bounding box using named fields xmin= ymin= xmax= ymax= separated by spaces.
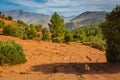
xmin=0 ymin=35 xmax=120 ymax=80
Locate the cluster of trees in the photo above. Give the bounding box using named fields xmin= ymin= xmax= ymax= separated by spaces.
xmin=2 ymin=22 xmax=37 ymax=39
xmin=73 ymin=24 xmax=106 ymax=51
xmin=0 ymin=12 xmax=13 ymax=20
xmin=2 ymin=20 xmax=51 ymax=41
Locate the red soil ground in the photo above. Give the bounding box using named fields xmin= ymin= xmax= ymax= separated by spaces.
xmin=0 ymin=35 xmax=120 ymax=80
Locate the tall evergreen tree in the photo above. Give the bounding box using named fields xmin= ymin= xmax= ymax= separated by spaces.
xmin=100 ymin=5 xmax=120 ymax=62
xmin=48 ymin=12 xmax=65 ymax=43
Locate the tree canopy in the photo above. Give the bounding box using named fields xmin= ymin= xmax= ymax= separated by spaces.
xmin=49 ymin=12 xmax=65 ymax=43
xmin=100 ymin=5 xmax=120 ymax=62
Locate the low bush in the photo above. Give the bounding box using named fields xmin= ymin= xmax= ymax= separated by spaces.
xmin=42 ymin=28 xmax=51 ymax=41
xmin=0 ymin=40 xmax=26 ymax=65
xmin=64 ymin=30 xmax=73 ymax=43
xmin=3 ymin=24 xmax=25 ymax=39
xmin=52 ymin=37 xmax=63 ymax=43
xmin=24 ymin=24 xmax=37 ymax=39
xmin=0 ymin=20 xmax=5 ymax=28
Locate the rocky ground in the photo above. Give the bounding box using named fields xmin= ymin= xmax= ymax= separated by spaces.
xmin=0 ymin=35 xmax=120 ymax=80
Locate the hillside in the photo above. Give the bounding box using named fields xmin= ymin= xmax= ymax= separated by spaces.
xmin=71 ymin=11 xmax=106 ymax=23
xmin=0 ymin=35 xmax=120 ymax=80
xmin=66 ymin=11 xmax=106 ymax=30
xmin=0 ymin=18 xmax=16 ymax=24
xmin=2 ymin=10 xmax=50 ymax=27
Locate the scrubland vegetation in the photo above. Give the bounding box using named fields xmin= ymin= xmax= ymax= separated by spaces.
xmin=0 ymin=5 xmax=119 ymax=66
xmin=0 ymin=40 xmax=26 ymax=65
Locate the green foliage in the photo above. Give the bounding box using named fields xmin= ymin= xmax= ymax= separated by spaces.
xmin=49 ymin=12 xmax=65 ymax=43
xmin=100 ymin=5 xmax=120 ymax=62
xmin=0 ymin=14 xmax=38 ymax=40
xmin=24 ymin=24 xmax=37 ymax=39
xmin=0 ymin=12 xmax=7 ymax=19
xmin=42 ymin=28 xmax=51 ymax=41
xmin=7 ymin=16 xmax=13 ymax=20
xmin=17 ymin=20 xmax=27 ymax=27
xmin=3 ymin=24 xmax=18 ymax=36
xmin=52 ymin=37 xmax=63 ymax=43
xmin=0 ymin=14 xmax=5 ymax=19
xmin=64 ymin=29 xmax=73 ymax=43
xmin=0 ymin=40 xmax=26 ymax=65
xmin=2 ymin=24 xmax=24 ymax=38
xmin=2 ymin=22 xmax=38 ymax=40
xmin=73 ymin=23 xmax=106 ymax=51
xmin=0 ymin=20 xmax=5 ymax=28
xmin=35 ymin=24 xmax=42 ymax=31
xmin=73 ymin=29 xmax=86 ymax=41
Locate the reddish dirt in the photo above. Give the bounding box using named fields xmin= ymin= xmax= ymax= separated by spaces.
xmin=0 ymin=35 xmax=120 ymax=80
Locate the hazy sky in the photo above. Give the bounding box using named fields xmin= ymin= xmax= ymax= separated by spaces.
xmin=0 ymin=0 xmax=120 ymax=16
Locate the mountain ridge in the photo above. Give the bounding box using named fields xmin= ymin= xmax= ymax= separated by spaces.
xmin=1 ymin=10 xmax=50 ymax=27
xmin=66 ymin=11 xmax=107 ymax=30
xmin=1 ymin=10 xmax=107 ymax=29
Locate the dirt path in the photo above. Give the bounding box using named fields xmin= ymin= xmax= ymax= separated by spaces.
xmin=0 ymin=35 xmax=120 ymax=80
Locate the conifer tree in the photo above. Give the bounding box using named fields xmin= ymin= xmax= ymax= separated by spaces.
xmin=48 ymin=12 xmax=65 ymax=43
xmin=100 ymin=5 xmax=120 ymax=62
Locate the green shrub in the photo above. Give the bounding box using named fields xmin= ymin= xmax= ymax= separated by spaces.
xmin=64 ymin=30 xmax=73 ymax=43
xmin=42 ymin=28 xmax=51 ymax=41
xmin=24 ymin=24 xmax=37 ymax=39
xmin=73 ymin=29 xmax=86 ymax=41
xmin=7 ymin=16 xmax=13 ymax=20
xmin=2 ymin=24 xmax=24 ymax=39
xmin=35 ymin=24 xmax=42 ymax=31
xmin=52 ymin=37 xmax=63 ymax=43
xmin=0 ymin=40 xmax=26 ymax=65
xmin=83 ymin=41 xmax=106 ymax=51
xmin=0 ymin=20 xmax=5 ymax=28
xmin=3 ymin=24 xmax=18 ymax=36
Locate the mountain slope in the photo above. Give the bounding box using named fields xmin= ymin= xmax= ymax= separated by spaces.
xmin=71 ymin=11 xmax=106 ymax=24
xmin=66 ymin=11 xmax=107 ymax=30
xmin=1 ymin=10 xmax=76 ymax=27
xmin=2 ymin=10 xmax=50 ymax=26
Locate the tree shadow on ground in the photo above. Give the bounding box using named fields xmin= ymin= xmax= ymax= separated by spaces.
xmin=31 ymin=62 xmax=120 ymax=75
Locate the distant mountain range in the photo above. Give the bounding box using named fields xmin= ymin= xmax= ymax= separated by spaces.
xmin=2 ymin=10 xmax=50 ymax=27
xmin=1 ymin=10 xmax=75 ymax=27
xmin=1 ymin=10 xmax=107 ymax=29
xmin=66 ymin=11 xmax=107 ymax=30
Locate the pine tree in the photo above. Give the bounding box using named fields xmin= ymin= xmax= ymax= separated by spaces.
xmin=48 ymin=12 xmax=65 ymax=43
xmin=100 ymin=5 xmax=120 ymax=62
